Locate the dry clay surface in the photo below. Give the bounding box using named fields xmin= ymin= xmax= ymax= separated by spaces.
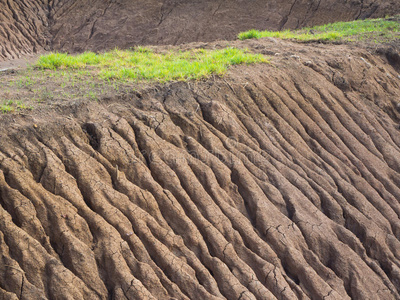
xmin=0 ymin=39 xmax=400 ymax=299
xmin=2 ymin=0 xmax=400 ymax=60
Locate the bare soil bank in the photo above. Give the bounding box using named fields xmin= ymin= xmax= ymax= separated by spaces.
xmin=0 ymin=38 xmax=400 ymax=299
xmin=1 ymin=0 xmax=400 ymax=60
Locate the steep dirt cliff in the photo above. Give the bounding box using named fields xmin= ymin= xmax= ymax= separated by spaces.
xmin=0 ymin=39 xmax=400 ymax=299
xmin=1 ymin=0 xmax=400 ymax=60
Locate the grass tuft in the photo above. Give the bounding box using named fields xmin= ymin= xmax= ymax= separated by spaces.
xmin=0 ymin=100 xmax=32 ymax=114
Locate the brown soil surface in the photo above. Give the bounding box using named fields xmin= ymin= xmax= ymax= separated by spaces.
xmin=1 ymin=0 xmax=400 ymax=61
xmin=0 ymin=38 xmax=400 ymax=299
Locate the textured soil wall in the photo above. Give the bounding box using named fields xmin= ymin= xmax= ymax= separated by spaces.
xmin=0 ymin=0 xmax=50 ymax=60
xmin=1 ymin=0 xmax=400 ymax=60
xmin=49 ymin=0 xmax=400 ymax=53
xmin=0 ymin=40 xmax=400 ymax=299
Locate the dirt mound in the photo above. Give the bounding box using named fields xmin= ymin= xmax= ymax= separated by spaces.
xmin=1 ymin=0 xmax=400 ymax=60
xmin=0 ymin=39 xmax=400 ymax=299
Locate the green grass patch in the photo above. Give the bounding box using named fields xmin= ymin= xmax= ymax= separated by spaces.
xmin=36 ymin=47 xmax=268 ymax=82
xmin=0 ymin=100 xmax=32 ymax=114
xmin=238 ymin=17 xmax=400 ymax=42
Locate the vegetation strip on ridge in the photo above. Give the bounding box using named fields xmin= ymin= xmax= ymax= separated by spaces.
xmin=36 ymin=47 xmax=268 ymax=82
xmin=238 ymin=17 xmax=400 ymax=42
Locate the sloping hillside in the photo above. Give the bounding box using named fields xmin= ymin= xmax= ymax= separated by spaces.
xmin=0 ymin=38 xmax=400 ymax=299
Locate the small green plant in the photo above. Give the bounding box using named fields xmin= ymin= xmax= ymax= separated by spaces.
xmin=16 ymin=101 xmax=32 ymax=110
xmin=238 ymin=29 xmax=262 ymax=40
xmin=0 ymin=100 xmax=32 ymax=113
xmin=0 ymin=105 xmax=14 ymax=113
xmin=134 ymin=46 xmax=152 ymax=53
xmin=34 ymin=88 xmax=54 ymax=102
xmin=86 ymin=91 xmax=98 ymax=101
xmin=238 ymin=17 xmax=400 ymax=42
xmin=0 ymin=100 xmax=15 ymax=113
xmin=11 ymin=76 xmax=35 ymax=89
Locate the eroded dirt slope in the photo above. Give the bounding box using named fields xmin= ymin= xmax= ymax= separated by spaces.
xmin=0 ymin=39 xmax=400 ymax=299
xmin=0 ymin=0 xmax=50 ymax=61
xmin=1 ymin=0 xmax=400 ymax=61
xmin=49 ymin=0 xmax=400 ymax=54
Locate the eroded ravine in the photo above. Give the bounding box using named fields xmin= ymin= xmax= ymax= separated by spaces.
xmin=1 ymin=41 xmax=400 ymax=299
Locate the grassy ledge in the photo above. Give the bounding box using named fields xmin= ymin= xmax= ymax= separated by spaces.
xmin=0 ymin=47 xmax=267 ymax=114
xmin=238 ymin=17 xmax=400 ymax=42
xmin=36 ymin=47 xmax=268 ymax=82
